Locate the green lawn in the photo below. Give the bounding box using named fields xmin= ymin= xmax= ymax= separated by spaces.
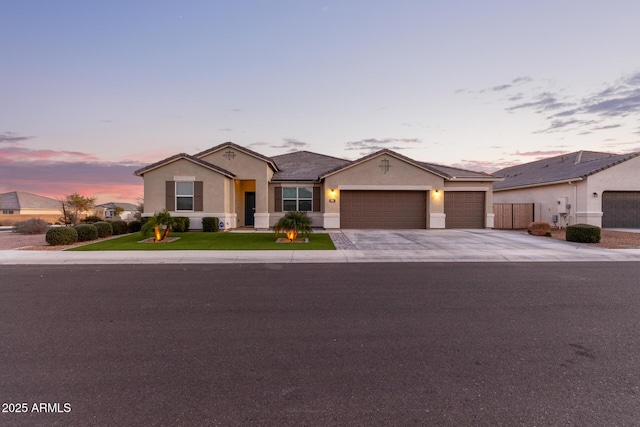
xmin=68 ymin=232 xmax=336 ymax=251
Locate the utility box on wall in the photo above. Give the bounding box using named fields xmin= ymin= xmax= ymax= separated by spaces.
xmin=557 ymin=197 xmax=568 ymax=214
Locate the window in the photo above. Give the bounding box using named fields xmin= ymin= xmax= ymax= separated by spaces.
xmin=283 ymin=187 xmax=312 ymax=211
xmin=2 ymin=210 xmax=14 ymax=214
xmin=176 ymin=182 xmax=194 ymax=211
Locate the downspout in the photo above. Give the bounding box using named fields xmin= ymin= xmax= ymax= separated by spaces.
xmin=567 ymin=181 xmax=577 ymax=225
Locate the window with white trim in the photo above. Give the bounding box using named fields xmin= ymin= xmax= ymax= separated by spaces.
xmin=176 ymin=182 xmax=194 ymax=211
xmin=283 ymin=187 xmax=312 ymax=211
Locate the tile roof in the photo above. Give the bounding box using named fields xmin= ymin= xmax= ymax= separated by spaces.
xmin=494 ymin=150 xmax=640 ymax=190
xmin=320 ymin=149 xmax=499 ymax=181
xmin=134 ymin=153 xmax=236 ymax=178
xmin=271 ymin=151 xmax=351 ymax=180
xmin=0 ymin=191 xmax=61 ymax=210
xmin=194 ymin=142 xmax=279 ymax=172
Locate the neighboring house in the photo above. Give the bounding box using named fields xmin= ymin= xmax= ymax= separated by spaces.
xmin=493 ymin=150 xmax=640 ymax=228
xmin=134 ymin=142 xmax=501 ymax=230
xmin=96 ymin=202 xmax=139 ymax=221
xmin=0 ymin=191 xmax=62 ymax=224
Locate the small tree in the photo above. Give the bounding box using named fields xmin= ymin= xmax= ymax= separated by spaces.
xmin=59 ymin=193 xmax=96 ymax=226
xmin=141 ymin=209 xmax=175 ymax=241
xmin=113 ymin=205 xmax=125 ymax=218
xmin=273 ymin=211 xmax=312 ymax=241
xmin=134 ymin=197 xmax=144 ymax=220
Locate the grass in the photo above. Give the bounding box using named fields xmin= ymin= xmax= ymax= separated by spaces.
xmin=68 ymin=232 xmax=336 ymax=251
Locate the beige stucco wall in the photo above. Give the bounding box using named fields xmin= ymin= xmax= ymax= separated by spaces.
xmin=494 ymin=182 xmax=584 ymax=227
xmin=323 ymin=155 xmax=445 ymax=215
xmin=142 ymin=159 xmax=231 ymax=215
xmin=200 ymin=149 xmax=274 ymax=215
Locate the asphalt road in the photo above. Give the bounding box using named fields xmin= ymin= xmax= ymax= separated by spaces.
xmin=2 ymin=263 xmax=640 ymax=426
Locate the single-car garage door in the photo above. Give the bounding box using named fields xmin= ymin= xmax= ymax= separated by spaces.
xmin=602 ymin=191 xmax=640 ymax=228
xmin=340 ymin=190 xmax=426 ymax=229
xmin=444 ymin=191 xmax=485 ymax=228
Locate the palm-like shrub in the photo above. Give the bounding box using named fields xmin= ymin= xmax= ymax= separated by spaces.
xmin=273 ymin=211 xmax=312 ymax=241
xmin=141 ymin=209 xmax=175 ymax=241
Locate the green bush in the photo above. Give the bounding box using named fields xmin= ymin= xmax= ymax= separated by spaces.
xmin=46 ymin=227 xmax=78 ymax=246
xmin=74 ymin=224 xmax=99 ymax=242
xmin=202 ymin=217 xmax=220 ymax=232
xmin=566 ymin=223 xmax=601 ymax=243
xmin=173 ymin=217 xmax=190 ymax=232
xmin=111 ymin=220 xmax=128 ymax=235
xmin=12 ymin=218 xmax=49 ymax=234
xmin=93 ymin=221 xmax=113 ymax=238
xmin=128 ymin=220 xmax=142 ymax=233
xmin=81 ymin=215 xmax=102 ymax=224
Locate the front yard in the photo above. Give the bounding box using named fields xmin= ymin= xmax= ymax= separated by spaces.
xmin=67 ymin=232 xmax=336 ymax=251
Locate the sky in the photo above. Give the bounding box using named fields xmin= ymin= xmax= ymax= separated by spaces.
xmin=2 ymin=0 xmax=640 ymax=204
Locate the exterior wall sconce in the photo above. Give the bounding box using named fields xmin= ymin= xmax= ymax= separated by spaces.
xmin=592 ymin=192 xmax=598 ymax=198
xmin=329 ymin=188 xmax=337 ymax=203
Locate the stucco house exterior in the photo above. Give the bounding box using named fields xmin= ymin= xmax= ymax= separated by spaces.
xmin=134 ymin=142 xmax=501 ymax=230
xmin=493 ymin=150 xmax=640 ymax=228
xmin=95 ymin=202 xmax=139 ymax=221
xmin=0 ymin=191 xmax=61 ymax=224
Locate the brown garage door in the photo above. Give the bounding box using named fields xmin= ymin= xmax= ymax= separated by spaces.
xmin=340 ymin=190 xmax=426 ymax=229
xmin=602 ymin=191 xmax=640 ymax=228
xmin=444 ymin=191 xmax=485 ymax=228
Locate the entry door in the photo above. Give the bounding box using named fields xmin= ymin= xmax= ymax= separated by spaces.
xmin=245 ymin=192 xmax=256 ymax=227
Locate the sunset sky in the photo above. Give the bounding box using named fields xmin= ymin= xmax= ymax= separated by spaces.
xmin=2 ymin=1 xmax=639 ymax=204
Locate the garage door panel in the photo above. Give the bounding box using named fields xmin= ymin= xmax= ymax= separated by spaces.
xmin=444 ymin=191 xmax=485 ymax=229
xmin=603 ymin=191 xmax=640 ymax=228
xmin=341 ymin=190 xmax=426 ymax=229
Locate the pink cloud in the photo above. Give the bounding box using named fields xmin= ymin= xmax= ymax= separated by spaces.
xmin=0 ymin=146 xmax=100 ymax=163
xmin=0 ymin=147 xmax=145 ymax=204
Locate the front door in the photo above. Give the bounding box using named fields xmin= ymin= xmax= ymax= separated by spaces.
xmin=244 ymin=192 xmax=256 ymax=227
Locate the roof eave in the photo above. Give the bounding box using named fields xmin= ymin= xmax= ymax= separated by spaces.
xmin=494 ymin=177 xmax=584 ymax=192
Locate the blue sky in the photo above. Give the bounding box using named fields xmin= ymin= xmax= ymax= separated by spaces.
xmin=2 ymin=1 xmax=639 ymax=203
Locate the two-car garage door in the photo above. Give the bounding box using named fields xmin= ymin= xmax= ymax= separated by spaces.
xmin=339 ymin=190 xmax=485 ymax=229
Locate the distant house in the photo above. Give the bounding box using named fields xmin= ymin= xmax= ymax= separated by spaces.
xmin=134 ymin=142 xmax=501 ymax=230
xmin=0 ymin=191 xmax=62 ymax=224
xmin=95 ymin=202 xmax=139 ymax=221
xmin=493 ymin=151 xmax=640 ymax=228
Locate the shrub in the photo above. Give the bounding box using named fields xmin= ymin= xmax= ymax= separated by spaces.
xmin=566 ymin=223 xmax=601 ymax=243
xmin=128 ymin=220 xmax=142 ymax=233
xmin=528 ymin=221 xmax=551 ymax=236
xmin=74 ymin=224 xmax=99 ymax=242
xmin=93 ymin=221 xmax=113 ymax=238
xmin=46 ymin=227 xmax=78 ymax=246
xmin=274 ymin=211 xmax=312 ymax=241
xmin=82 ymin=215 xmax=102 ymax=224
xmin=111 ymin=220 xmax=128 ymax=235
xmin=173 ymin=217 xmax=190 ymax=232
xmin=202 ymin=217 xmax=220 ymax=232
xmin=12 ymin=218 xmax=49 ymax=234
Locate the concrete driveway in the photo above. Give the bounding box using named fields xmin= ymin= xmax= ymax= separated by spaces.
xmin=333 ymin=228 xmax=575 ymax=251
